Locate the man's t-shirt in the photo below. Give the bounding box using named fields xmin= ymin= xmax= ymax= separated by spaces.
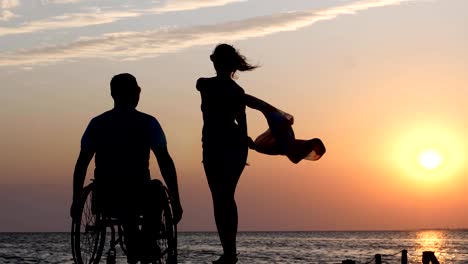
xmin=81 ymin=107 xmax=166 ymax=191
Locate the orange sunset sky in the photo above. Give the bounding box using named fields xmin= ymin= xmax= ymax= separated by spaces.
xmin=0 ymin=0 xmax=467 ymax=231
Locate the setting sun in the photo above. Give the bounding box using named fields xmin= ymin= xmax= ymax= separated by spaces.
xmin=391 ymin=124 xmax=465 ymax=184
xmin=419 ymin=150 xmax=443 ymax=170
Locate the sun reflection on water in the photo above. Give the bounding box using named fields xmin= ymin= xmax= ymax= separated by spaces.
xmin=414 ymin=230 xmax=457 ymax=263
xmin=416 ymin=230 xmax=444 ymax=251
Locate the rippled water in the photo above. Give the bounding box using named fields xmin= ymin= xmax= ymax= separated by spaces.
xmin=0 ymin=230 xmax=467 ymax=263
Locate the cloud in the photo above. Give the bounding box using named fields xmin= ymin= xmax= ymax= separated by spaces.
xmin=0 ymin=9 xmax=140 ymax=36
xmin=0 ymin=9 xmax=14 ymax=21
xmin=0 ymin=0 xmax=420 ymax=67
xmin=0 ymin=0 xmax=19 ymax=21
xmin=0 ymin=0 xmax=19 ymax=9
xmin=40 ymin=0 xmax=86 ymax=4
xmin=148 ymin=0 xmax=247 ymax=13
xmin=0 ymin=0 xmax=245 ymax=37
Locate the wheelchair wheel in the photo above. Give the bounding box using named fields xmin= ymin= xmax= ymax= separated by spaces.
xmin=71 ymin=183 xmax=106 ymax=264
xmin=156 ymin=184 xmax=177 ymax=264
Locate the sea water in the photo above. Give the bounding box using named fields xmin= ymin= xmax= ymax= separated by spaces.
xmin=0 ymin=230 xmax=467 ymax=263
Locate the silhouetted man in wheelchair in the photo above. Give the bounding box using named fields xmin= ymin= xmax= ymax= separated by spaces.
xmin=71 ymin=73 xmax=183 ymax=264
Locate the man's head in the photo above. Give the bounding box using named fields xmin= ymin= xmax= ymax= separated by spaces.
xmin=110 ymin=73 xmax=141 ymax=108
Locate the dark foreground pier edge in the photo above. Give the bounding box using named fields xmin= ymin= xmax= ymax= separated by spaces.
xmin=341 ymin=250 xmax=440 ymax=264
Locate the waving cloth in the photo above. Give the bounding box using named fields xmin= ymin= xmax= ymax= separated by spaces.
xmin=245 ymin=94 xmax=326 ymax=164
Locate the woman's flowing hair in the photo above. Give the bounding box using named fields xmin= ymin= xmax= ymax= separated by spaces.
xmin=210 ymin=43 xmax=258 ymax=76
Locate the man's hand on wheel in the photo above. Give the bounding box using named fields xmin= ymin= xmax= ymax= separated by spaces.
xmin=172 ymin=199 xmax=183 ymax=224
xmin=70 ymin=199 xmax=79 ymax=220
xmin=70 ymin=193 xmax=81 ymax=220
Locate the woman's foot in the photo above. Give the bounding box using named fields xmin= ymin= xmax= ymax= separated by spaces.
xmin=212 ymin=254 xmax=238 ymax=264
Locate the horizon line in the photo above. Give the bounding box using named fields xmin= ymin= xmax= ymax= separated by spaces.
xmin=2 ymin=228 xmax=467 ymax=233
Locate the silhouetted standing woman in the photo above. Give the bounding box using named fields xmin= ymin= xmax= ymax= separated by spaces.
xmin=196 ymin=44 xmax=257 ymax=264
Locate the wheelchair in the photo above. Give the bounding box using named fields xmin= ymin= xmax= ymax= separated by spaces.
xmin=71 ymin=179 xmax=177 ymax=264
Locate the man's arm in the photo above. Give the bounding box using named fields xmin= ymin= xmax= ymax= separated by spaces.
xmin=71 ymin=149 xmax=94 ymax=218
xmin=153 ymin=146 xmax=183 ymax=224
